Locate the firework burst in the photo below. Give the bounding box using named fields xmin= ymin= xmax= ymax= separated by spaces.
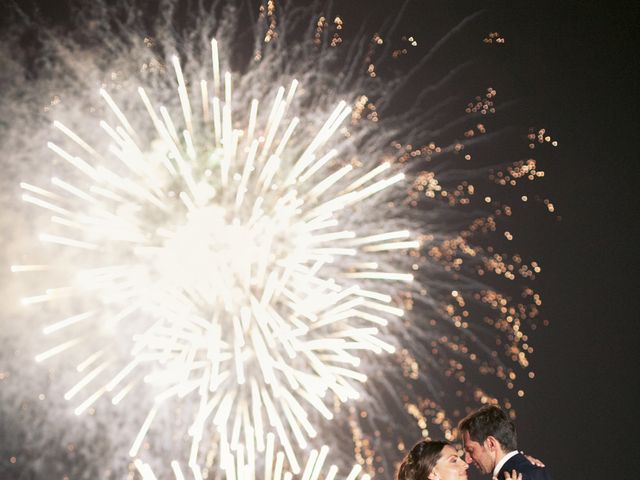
xmin=14 ymin=35 xmax=415 ymax=477
xmin=1 ymin=1 xmax=557 ymax=479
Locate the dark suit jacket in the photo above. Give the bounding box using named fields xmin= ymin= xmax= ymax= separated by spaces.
xmin=497 ymin=452 xmax=553 ymax=480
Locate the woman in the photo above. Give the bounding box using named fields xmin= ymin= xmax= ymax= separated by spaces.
xmin=396 ymin=440 xmax=523 ymax=480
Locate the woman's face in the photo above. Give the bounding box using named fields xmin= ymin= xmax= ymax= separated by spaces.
xmin=429 ymin=445 xmax=469 ymax=480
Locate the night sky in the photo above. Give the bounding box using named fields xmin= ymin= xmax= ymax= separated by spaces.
xmin=481 ymin=1 xmax=638 ymax=478
xmin=496 ymin=2 xmax=638 ymax=479
xmin=0 ymin=0 xmax=637 ymax=479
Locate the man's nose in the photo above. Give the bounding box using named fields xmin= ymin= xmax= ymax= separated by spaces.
xmin=464 ymin=453 xmax=472 ymax=464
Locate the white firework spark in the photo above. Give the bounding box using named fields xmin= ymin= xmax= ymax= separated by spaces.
xmin=14 ymin=37 xmax=414 ymax=476
xmin=136 ymin=440 xmax=372 ymax=480
xmin=1 ymin=1 xmax=557 ymax=478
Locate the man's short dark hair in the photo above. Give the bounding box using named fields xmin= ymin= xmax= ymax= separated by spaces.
xmin=458 ymin=405 xmax=517 ymax=451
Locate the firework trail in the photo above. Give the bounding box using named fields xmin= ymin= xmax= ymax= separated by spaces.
xmin=0 ymin=1 xmax=557 ymax=479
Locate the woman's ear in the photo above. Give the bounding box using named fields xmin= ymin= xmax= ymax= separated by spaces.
xmin=428 ymin=471 xmax=440 ymax=480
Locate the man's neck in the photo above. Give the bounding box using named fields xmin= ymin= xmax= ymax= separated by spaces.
xmin=493 ymin=450 xmax=519 ymax=477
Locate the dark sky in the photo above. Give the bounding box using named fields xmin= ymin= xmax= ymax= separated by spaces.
xmin=403 ymin=1 xmax=637 ymax=478
xmin=480 ymin=1 xmax=639 ymax=479
xmin=338 ymin=1 xmax=640 ymax=477
xmin=2 ymin=0 xmax=638 ymax=478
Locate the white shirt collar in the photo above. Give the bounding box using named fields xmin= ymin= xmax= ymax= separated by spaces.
xmin=493 ymin=450 xmax=519 ymax=477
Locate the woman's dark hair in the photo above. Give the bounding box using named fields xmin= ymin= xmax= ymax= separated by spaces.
xmin=458 ymin=405 xmax=517 ymax=451
xmin=396 ymin=440 xmax=449 ymax=480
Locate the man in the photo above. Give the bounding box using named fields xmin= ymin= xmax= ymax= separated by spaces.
xmin=458 ymin=405 xmax=552 ymax=480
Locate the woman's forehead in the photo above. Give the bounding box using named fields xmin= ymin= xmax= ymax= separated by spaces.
xmin=440 ymin=445 xmax=457 ymax=456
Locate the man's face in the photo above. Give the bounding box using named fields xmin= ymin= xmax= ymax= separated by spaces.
xmin=462 ymin=431 xmax=495 ymax=474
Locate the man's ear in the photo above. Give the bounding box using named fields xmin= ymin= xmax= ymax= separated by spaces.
xmin=484 ymin=435 xmax=499 ymax=452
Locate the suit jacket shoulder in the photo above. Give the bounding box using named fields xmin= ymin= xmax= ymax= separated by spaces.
xmin=498 ymin=453 xmax=553 ymax=480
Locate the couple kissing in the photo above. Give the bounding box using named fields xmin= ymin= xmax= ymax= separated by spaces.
xmin=397 ymin=405 xmax=552 ymax=480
